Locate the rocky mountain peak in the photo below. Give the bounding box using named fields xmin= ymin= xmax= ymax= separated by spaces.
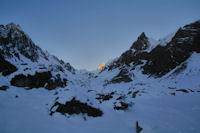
xmin=6 ymin=22 xmax=21 ymax=30
xmin=0 ymin=22 xmax=46 ymax=62
xmin=130 ymin=32 xmax=149 ymax=50
xmin=0 ymin=22 xmax=23 ymax=39
xmin=139 ymin=32 xmax=146 ymax=38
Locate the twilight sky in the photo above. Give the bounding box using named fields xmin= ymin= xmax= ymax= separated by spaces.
xmin=0 ymin=0 xmax=200 ymax=70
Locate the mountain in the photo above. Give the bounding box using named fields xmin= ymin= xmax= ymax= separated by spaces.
xmin=0 ymin=22 xmax=75 ymax=90
xmin=0 ymin=21 xmax=200 ymax=133
xmin=100 ymin=20 xmax=200 ymax=84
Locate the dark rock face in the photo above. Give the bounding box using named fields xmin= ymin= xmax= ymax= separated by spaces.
xmin=45 ymin=74 xmax=67 ymax=90
xmin=111 ymin=69 xmax=132 ymax=83
xmin=10 ymin=71 xmax=67 ymax=90
xmin=142 ymin=45 xmax=171 ymax=76
xmin=10 ymin=71 xmax=52 ymax=88
xmin=142 ymin=21 xmax=200 ymax=77
xmin=0 ymin=53 xmax=18 ymax=76
xmin=109 ymin=50 xmax=147 ymax=69
xmin=50 ymin=98 xmax=103 ymax=117
xmin=130 ymin=32 xmax=149 ymax=50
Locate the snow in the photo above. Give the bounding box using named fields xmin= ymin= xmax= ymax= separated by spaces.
xmin=1 ymin=75 xmax=200 ymax=133
xmin=146 ymin=37 xmax=159 ymax=52
xmin=158 ymin=32 xmax=176 ymax=46
xmin=1 ymin=52 xmax=200 ymax=133
xmin=143 ymin=31 xmax=176 ymax=52
xmin=0 ymin=22 xmax=200 ymax=133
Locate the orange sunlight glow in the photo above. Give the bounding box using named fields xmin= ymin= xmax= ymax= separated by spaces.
xmin=98 ymin=63 xmax=105 ymax=70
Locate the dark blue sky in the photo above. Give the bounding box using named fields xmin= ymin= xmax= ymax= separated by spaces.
xmin=1 ymin=0 xmax=200 ymax=70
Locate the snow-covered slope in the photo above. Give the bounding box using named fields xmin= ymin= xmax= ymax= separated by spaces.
xmin=0 ymin=20 xmax=200 ymax=133
xmin=158 ymin=32 xmax=176 ymax=46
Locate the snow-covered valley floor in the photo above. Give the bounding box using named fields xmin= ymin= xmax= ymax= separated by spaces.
xmin=1 ymin=85 xmax=200 ymax=133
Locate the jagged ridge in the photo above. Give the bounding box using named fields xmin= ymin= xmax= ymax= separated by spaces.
xmin=102 ymin=20 xmax=200 ymax=83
